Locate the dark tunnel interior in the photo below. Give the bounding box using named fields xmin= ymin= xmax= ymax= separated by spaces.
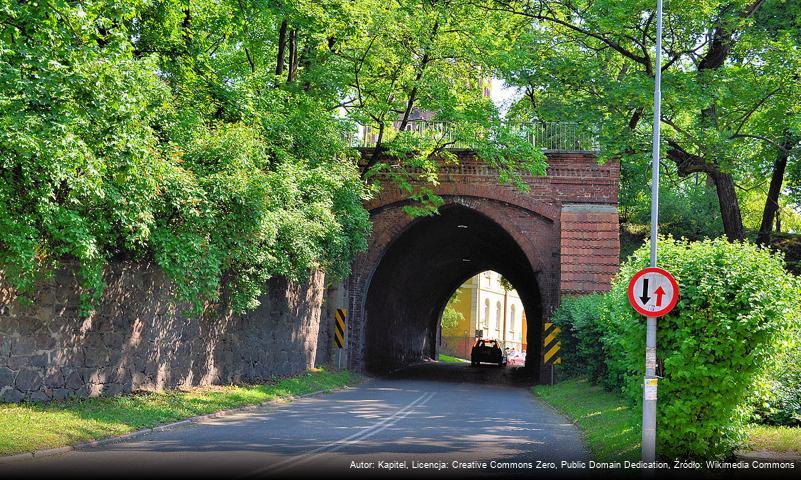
xmin=364 ymin=204 xmax=543 ymax=374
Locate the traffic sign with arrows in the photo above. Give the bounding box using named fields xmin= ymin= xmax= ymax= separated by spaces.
xmin=627 ymin=267 xmax=678 ymax=318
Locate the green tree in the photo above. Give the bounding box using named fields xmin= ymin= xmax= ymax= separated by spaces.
xmin=0 ymin=0 xmax=552 ymax=315
xmin=0 ymin=1 xmax=371 ymax=314
xmin=331 ymin=0 xmax=548 ymax=215
xmin=489 ymin=0 xmax=801 ymax=241
xmin=441 ymin=289 xmax=465 ymax=336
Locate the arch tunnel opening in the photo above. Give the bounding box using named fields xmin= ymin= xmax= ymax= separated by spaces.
xmin=364 ymin=204 xmax=543 ymax=375
xmin=439 ymin=270 xmax=528 ymax=365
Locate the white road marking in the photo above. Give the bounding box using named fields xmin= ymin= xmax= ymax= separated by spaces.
xmin=241 ymin=391 xmax=436 ymax=477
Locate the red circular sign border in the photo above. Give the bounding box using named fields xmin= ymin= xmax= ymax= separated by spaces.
xmin=627 ymin=267 xmax=679 ymax=318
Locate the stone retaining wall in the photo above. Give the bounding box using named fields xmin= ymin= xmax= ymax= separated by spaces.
xmin=0 ymin=262 xmax=330 ymax=402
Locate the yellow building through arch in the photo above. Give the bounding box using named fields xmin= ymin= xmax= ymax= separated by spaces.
xmin=440 ymin=270 xmax=527 ymax=360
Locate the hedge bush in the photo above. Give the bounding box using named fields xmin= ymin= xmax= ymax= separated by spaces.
xmin=551 ymin=294 xmax=606 ymax=382
xmin=601 ymin=237 xmax=799 ymax=458
xmin=750 ymin=336 xmax=801 ymax=427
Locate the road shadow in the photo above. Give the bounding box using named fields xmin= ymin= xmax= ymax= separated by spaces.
xmin=380 ymin=360 xmax=539 ymax=388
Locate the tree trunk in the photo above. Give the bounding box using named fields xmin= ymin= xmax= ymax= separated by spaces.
xmin=710 ymin=171 xmax=745 ymax=241
xmin=756 ymin=134 xmax=798 ymax=246
xmin=361 ymin=123 xmax=385 ymax=176
xmin=398 ymin=21 xmax=439 ymax=132
xmin=287 ymin=29 xmax=298 ymax=82
xmin=756 ymin=147 xmax=789 ymax=246
xmin=275 ymin=20 xmax=287 ymax=75
xmin=299 ymin=41 xmax=314 ymax=91
xmin=667 ymin=141 xmax=745 ymax=242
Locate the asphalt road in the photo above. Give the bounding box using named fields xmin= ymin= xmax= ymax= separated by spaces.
xmin=0 ymin=362 xmax=589 ymax=478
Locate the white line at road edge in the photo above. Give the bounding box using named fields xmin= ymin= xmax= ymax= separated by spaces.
xmin=241 ymin=391 xmax=436 ymax=478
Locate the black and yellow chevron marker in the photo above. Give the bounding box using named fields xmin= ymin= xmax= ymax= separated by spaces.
xmin=335 ymin=308 xmax=346 ymax=349
xmin=543 ymin=321 xmax=561 ymax=365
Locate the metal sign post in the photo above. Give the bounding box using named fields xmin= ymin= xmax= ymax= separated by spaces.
xmin=628 ymin=266 xmax=679 ymax=465
xmin=629 ymin=266 xmax=680 ymax=465
xmin=644 ymin=0 xmax=664 ymax=464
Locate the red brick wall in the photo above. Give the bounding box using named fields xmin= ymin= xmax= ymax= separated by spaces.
xmin=560 ymin=205 xmax=620 ymax=294
xmin=365 ymin=151 xmax=619 ymax=213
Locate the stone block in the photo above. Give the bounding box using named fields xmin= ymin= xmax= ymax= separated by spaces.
xmin=27 ymin=353 xmax=49 ymax=368
xmin=53 ymin=302 xmax=80 ymax=320
xmin=51 ymin=388 xmax=73 ymax=401
xmin=58 ymin=348 xmax=84 ymax=366
xmin=64 ymin=370 xmax=83 ymax=390
xmin=111 ymin=313 xmax=130 ymax=330
xmin=0 ymin=367 xmax=16 ymax=388
xmin=83 ymin=348 xmax=109 ymax=368
xmin=1 ymin=388 xmax=25 ymax=403
xmin=34 ymin=305 xmax=53 ymax=323
xmin=84 ymin=368 xmax=109 ymax=384
xmin=108 ymin=366 xmax=127 ymax=384
xmin=29 ymin=390 xmax=50 ymax=402
xmin=96 ymin=317 xmax=113 ymax=332
xmin=15 ymin=369 xmax=42 ymax=392
xmin=35 ymin=333 xmax=56 ymax=350
xmin=43 ymin=370 xmax=64 ymax=388
xmin=103 ymin=383 xmax=123 ymax=396
xmin=84 ymin=334 xmax=105 ymax=350
xmin=0 ymin=317 xmax=18 ymax=335
xmin=11 ymin=336 xmax=36 ymax=356
xmin=7 ymin=356 xmax=29 ymax=369
xmin=102 ymin=332 xmax=123 ymax=349
xmin=131 ymin=372 xmax=154 ymax=390
xmin=16 ymin=317 xmax=44 ymax=336
xmin=144 ymin=360 xmax=159 ymax=378
xmin=47 ymin=321 xmax=67 ymax=335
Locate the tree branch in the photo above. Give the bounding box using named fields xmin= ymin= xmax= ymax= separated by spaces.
xmin=698 ymin=0 xmax=765 ymax=71
xmin=481 ymin=0 xmax=650 ymax=68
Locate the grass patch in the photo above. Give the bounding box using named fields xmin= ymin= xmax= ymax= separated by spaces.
xmin=534 ymin=377 xmax=801 ymax=460
xmin=533 ymin=378 xmax=641 ymax=462
xmin=439 ymin=354 xmax=468 ymax=363
xmin=747 ymin=425 xmax=801 ymax=454
xmin=0 ymin=368 xmax=359 ymax=456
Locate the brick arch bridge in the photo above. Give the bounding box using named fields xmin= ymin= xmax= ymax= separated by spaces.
xmin=339 ymin=150 xmax=620 ymax=381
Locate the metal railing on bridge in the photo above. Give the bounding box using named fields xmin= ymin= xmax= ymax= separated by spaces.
xmin=349 ymin=120 xmax=598 ymax=152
